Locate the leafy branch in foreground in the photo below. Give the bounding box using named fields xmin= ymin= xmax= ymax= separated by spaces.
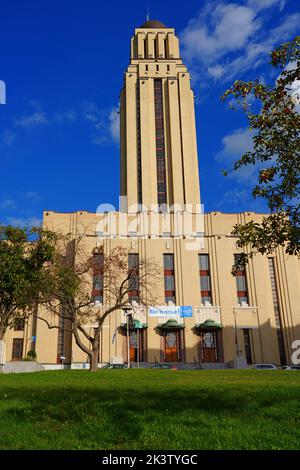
xmin=221 ymin=36 xmax=300 ymax=272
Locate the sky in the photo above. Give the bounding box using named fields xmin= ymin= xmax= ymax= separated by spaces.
xmin=0 ymin=0 xmax=299 ymax=226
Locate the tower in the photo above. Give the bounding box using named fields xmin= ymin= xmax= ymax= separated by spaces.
xmin=120 ymin=20 xmax=201 ymax=211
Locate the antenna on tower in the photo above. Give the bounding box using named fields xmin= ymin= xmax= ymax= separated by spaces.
xmin=146 ymin=4 xmax=150 ymax=21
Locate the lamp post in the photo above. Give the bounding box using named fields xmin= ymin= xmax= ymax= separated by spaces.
xmin=123 ymin=306 xmax=133 ymax=368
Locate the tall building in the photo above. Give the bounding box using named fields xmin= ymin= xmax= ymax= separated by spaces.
xmin=1 ymin=20 xmax=299 ymax=370
xmin=120 ymin=20 xmax=200 ymax=210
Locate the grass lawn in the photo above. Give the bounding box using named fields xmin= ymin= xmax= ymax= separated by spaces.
xmin=0 ymin=369 xmax=300 ymax=450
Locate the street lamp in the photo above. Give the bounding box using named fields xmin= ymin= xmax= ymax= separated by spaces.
xmin=123 ymin=306 xmax=133 ymax=368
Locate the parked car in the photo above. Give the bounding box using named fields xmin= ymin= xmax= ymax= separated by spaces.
xmin=252 ymin=363 xmax=277 ymax=370
xmin=282 ymin=365 xmax=300 ymax=370
xmin=102 ymin=363 xmax=128 ymax=369
xmin=150 ymin=363 xmax=177 ymax=370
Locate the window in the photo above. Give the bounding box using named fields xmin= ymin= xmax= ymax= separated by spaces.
xmin=136 ymin=83 xmax=142 ymax=204
xmin=14 ymin=318 xmax=25 ymax=331
xmin=234 ymin=255 xmax=249 ymax=305
xmin=268 ymin=258 xmax=286 ymax=365
xmin=243 ymin=329 xmax=253 ymax=364
xmin=154 ymin=79 xmax=167 ymax=206
xmin=164 ymin=254 xmax=175 ymax=303
xmin=128 ymin=254 xmax=139 ymax=302
xmin=12 ymin=338 xmax=23 ymax=361
xmin=199 ymin=254 xmax=212 ymax=305
xmin=92 ymin=252 xmax=104 ymax=303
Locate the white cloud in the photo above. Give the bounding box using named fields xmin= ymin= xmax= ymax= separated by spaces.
xmin=0 ymin=198 xmax=16 ymax=209
xmin=83 ymin=103 xmax=120 ymax=146
xmin=180 ymin=1 xmax=300 ymax=86
xmin=247 ymin=0 xmax=286 ymax=12
xmin=217 ymin=189 xmax=250 ymax=207
xmin=215 ymin=127 xmax=261 ymax=183
xmin=16 ymin=111 xmax=48 ymax=128
xmin=24 ymin=191 xmax=41 ymax=201
xmin=109 ymin=107 xmax=120 ymax=143
xmin=1 ymin=129 xmax=16 ymax=146
xmin=7 ymin=216 xmax=41 ymax=227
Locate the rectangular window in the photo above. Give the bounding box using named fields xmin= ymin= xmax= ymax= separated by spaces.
xmin=268 ymin=258 xmax=286 ymax=365
xmin=154 ymin=79 xmax=167 ymax=206
xmin=199 ymin=254 xmax=212 ymax=305
xmin=128 ymin=254 xmax=139 ymax=302
xmin=234 ymin=255 xmax=249 ymax=305
xmin=92 ymin=252 xmax=104 ymax=304
xmin=12 ymin=338 xmax=23 ymax=361
xmin=164 ymin=254 xmax=175 ymax=303
xmin=14 ymin=318 xmax=25 ymax=331
xmin=243 ymin=329 xmax=253 ymax=364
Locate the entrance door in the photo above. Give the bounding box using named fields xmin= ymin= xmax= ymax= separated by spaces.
xmin=200 ymin=330 xmax=218 ymax=362
xmin=129 ymin=330 xmax=143 ymax=362
xmin=164 ymin=331 xmax=180 ymax=362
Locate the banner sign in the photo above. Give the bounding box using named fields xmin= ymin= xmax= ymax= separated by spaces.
xmin=149 ymin=306 xmax=193 ymax=318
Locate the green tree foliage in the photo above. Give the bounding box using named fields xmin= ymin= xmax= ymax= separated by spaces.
xmin=0 ymin=225 xmax=57 ymax=340
xmin=221 ymin=37 xmax=300 ymax=272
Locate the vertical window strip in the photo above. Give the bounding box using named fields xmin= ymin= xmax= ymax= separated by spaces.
xmin=128 ymin=254 xmax=139 ymax=302
xmin=92 ymin=253 xmax=104 ymax=304
xmin=154 ymin=79 xmax=167 ymax=205
xmin=163 ymin=254 xmax=175 ymax=303
xmin=234 ymin=255 xmax=249 ymax=305
xmin=243 ymin=329 xmax=253 ymax=364
xmin=268 ymin=258 xmax=286 ymax=365
xmin=57 ymin=313 xmax=65 ymax=364
xmin=199 ymin=254 xmax=212 ymax=305
xmin=136 ymin=83 xmax=142 ymax=204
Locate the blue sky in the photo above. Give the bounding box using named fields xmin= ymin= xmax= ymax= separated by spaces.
xmin=0 ymin=0 xmax=299 ymax=226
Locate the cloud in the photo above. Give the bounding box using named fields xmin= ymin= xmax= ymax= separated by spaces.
xmin=24 ymin=191 xmax=41 ymax=201
xmin=1 ymin=129 xmax=16 ymax=146
xmin=217 ymin=189 xmax=250 ymax=207
xmin=82 ymin=102 xmax=119 ymax=146
xmin=215 ymin=127 xmax=262 ymax=183
xmin=246 ymin=0 xmax=286 ymax=12
xmin=16 ymin=111 xmax=48 ymax=128
xmin=0 ymin=198 xmax=16 ymax=210
xmin=7 ymin=216 xmax=41 ymax=227
xmin=109 ymin=107 xmax=120 ymax=143
xmin=180 ymin=1 xmax=300 ymax=86
xmin=53 ymin=111 xmax=77 ymax=123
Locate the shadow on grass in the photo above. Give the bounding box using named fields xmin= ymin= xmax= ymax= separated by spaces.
xmin=0 ymin=371 xmax=300 ymax=449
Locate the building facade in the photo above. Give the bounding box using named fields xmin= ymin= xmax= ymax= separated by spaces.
xmin=1 ymin=20 xmax=300 ymax=369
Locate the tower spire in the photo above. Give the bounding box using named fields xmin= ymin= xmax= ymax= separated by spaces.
xmin=146 ymin=5 xmax=150 ymax=22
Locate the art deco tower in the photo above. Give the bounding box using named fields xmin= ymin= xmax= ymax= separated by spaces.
xmin=120 ymin=20 xmax=201 ymax=211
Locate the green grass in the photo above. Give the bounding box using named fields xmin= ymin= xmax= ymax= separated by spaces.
xmin=0 ymin=369 xmax=300 ymax=450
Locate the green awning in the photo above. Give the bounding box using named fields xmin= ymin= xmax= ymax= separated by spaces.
xmin=121 ymin=319 xmax=148 ymax=330
xmin=158 ymin=319 xmax=185 ymax=330
xmin=195 ymin=319 xmax=223 ymax=329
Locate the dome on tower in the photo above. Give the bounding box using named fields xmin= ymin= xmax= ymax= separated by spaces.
xmin=140 ymin=19 xmax=167 ymax=29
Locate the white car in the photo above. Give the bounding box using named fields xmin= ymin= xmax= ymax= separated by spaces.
xmin=282 ymin=365 xmax=300 ymax=371
xmin=252 ymin=363 xmax=277 ymax=370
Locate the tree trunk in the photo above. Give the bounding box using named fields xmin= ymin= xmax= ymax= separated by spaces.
xmin=89 ymin=348 xmax=99 ymax=372
xmin=0 ymin=324 xmax=6 ymax=342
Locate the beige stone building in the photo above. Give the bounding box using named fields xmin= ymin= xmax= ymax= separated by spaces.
xmin=2 ymin=20 xmax=300 ymax=369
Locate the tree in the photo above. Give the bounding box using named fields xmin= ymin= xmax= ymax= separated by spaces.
xmin=0 ymin=225 xmax=57 ymax=342
xmin=38 ymin=235 xmax=160 ymax=371
xmin=221 ymin=36 xmax=300 ymax=272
